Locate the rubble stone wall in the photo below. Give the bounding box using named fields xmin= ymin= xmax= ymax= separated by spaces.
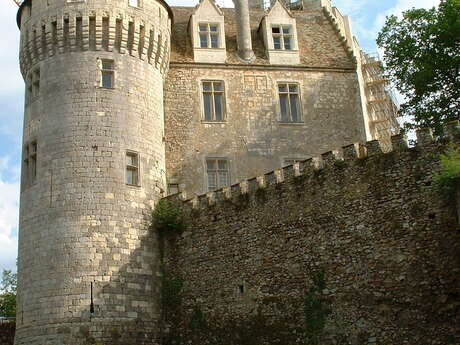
xmin=162 ymin=123 xmax=460 ymax=345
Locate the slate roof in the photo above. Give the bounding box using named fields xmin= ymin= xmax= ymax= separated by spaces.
xmin=170 ymin=6 xmax=355 ymax=69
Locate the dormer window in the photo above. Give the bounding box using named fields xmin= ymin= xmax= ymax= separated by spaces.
xmin=199 ymin=23 xmax=219 ymax=48
xmin=190 ymin=0 xmax=227 ymax=63
xmin=261 ymin=0 xmax=300 ymax=64
xmin=272 ymin=25 xmax=292 ymax=50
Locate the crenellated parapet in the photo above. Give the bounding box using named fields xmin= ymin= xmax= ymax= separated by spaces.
xmin=165 ymin=121 xmax=460 ymax=211
xmin=18 ymin=0 xmax=172 ymax=77
xmin=320 ymin=1 xmax=357 ymax=63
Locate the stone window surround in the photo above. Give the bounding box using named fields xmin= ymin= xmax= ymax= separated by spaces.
xmin=128 ymin=0 xmax=142 ymax=8
xmin=282 ymin=157 xmax=307 ymax=167
xmin=125 ymin=150 xmax=141 ymax=187
xmin=99 ymin=58 xmax=115 ymax=89
xmin=27 ymin=67 xmax=40 ymax=104
xmin=23 ymin=140 xmax=38 ymax=187
xmin=277 ymin=81 xmax=303 ymax=123
xmin=200 ymin=79 xmax=227 ymax=123
xmin=205 ymin=157 xmax=230 ymax=192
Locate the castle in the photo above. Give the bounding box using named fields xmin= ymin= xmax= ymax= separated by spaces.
xmin=10 ymin=0 xmax=424 ymax=344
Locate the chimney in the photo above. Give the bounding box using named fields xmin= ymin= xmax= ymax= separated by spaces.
xmin=233 ymin=0 xmax=255 ymax=62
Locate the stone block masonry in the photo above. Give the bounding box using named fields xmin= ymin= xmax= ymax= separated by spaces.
xmin=16 ymin=0 xmax=171 ymax=344
xmin=162 ymin=121 xmax=460 ymax=345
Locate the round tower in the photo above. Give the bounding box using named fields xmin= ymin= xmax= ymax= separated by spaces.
xmin=15 ymin=0 xmax=171 ymax=343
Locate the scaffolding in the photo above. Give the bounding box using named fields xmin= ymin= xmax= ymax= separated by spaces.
xmin=361 ymin=51 xmax=400 ymax=151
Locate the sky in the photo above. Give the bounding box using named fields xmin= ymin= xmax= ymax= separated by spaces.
xmin=0 ymin=0 xmax=440 ymax=273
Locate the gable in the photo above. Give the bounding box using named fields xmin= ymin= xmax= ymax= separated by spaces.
xmin=193 ymin=0 xmax=223 ymax=18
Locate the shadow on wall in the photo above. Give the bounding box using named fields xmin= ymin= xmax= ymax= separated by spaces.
xmin=79 ymin=210 xmax=162 ymax=345
xmin=0 ymin=321 xmax=15 ymax=345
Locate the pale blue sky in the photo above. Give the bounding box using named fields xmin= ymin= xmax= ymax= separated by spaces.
xmin=0 ymin=0 xmax=439 ymax=273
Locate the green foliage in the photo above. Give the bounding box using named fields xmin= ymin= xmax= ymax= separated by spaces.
xmin=189 ymin=306 xmax=207 ymax=330
xmin=434 ymin=144 xmax=460 ymax=199
xmin=0 ymin=270 xmax=17 ymax=317
xmin=1 ymin=270 xmax=16 ymax=294
xmin=304 ymin=270 xmax=330 ymax=344
xmin=161 ymin=275 xmax=184 ymax=311
xmin=333 ymin=159 xmax=348 ymax=170
xmin=152 ymin=199 xmax=186 ymax=234
xmin=377 ymin=0 xmax=460 ymax=135
xmin=0 ymin=293 xmax=16 ymax=317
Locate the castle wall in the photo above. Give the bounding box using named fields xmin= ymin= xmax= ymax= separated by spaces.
xmin=164 ymin=66 xmax=366 ymax=195
xmin=162 ymin=125 xmax=460 ymax=345
xmin=16 ymin=0 xmax=171 ymax=344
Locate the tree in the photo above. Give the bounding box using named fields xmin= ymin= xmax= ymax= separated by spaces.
xmin=0 ymin=270 xmax=17 ymax=317
xmin=377 ymin=0 xmax=460 ymax=135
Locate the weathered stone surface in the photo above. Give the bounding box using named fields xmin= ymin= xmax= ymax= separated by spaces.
xmin=16 ymin=0 xmax=171 ymax=344
xmin=162 ymin=135 xmax=460 ymax=345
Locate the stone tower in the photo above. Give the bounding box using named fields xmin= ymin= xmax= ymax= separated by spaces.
xmin=15 ymin=0 xmax=171 ymax=343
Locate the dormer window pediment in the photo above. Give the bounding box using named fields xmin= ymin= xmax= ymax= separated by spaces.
xmin=190 ymin=0 xmax=227 ymax=63
xmin=261 ymin=0 xmax=300 ymax=65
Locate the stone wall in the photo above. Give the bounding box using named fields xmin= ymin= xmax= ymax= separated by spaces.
xmin=16 ymin=0 xmax=171 ymax=344
xmin=164 ymin=66 xmax=365 ymax=195
xmin=161 ymin=122 xmax=460 ymax=345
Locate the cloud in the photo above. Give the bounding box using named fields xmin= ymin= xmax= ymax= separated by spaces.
xmin=0 ymin=156 xmax=19 ymax=272
xmin=0 ymin=2 xmax=23 ymax=97
xmin=375 ymin=0 xmax=441 ymax=29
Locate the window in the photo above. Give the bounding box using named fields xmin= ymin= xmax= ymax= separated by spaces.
xmin=168 ymin=183 xmax=180 ymax=195
xmin=199 ymin=23 xmax=219 ymax=48
xmin=100 ymin=59 xmax=115 ymax=88
xmin=278 ymin=83 xmax=301 ymax=123
xmin=23 ymin=141 xmax=37 ymax=184
xmin=202 ymin=81 xmax=225 ymax=122
xmin=27 ymin=69 xmax=40 ymax=103
xmin=129 ymin=0 xmax=140 ymax=7
xmin=206 ymin=159 xmax=229 ymax=191
xmin=126 ymin=151 xmax=139 ymax=186
xmin=272 ymin=25 xmax=293 ymax=50
xmin=283 ymin=158 xmax=304 ymax=166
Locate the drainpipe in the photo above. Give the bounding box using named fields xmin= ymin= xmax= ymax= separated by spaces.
xmin=233 ymin=0 xmax=255 ymax=62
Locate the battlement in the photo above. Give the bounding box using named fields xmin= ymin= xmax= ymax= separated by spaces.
xmin=165 ymin=120 xmax=460 ymax=211
xmin=19 ymin=10 xmax=171 ymax=77
xmin=321 ymin=2 xmax=357 ymax=63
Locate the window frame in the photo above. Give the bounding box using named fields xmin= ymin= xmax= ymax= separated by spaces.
xmin=125 ymin=150 xmax=140 ymax=187
xmin=23 ymin=141 xmax=37 ymax=187
xmin=271 ymin=25 xmax=294 ymax=50
xmin=282 ymin=157 xmax=306 ymax=167
xmin=100 ymin=59 xmax=115 ymax=89
xmin=198 ymin=22 xmax=220 ymax=49
xmin=27 ymin=68 xmax=40 ymax=104
xmin=277 ymin=82 xmax=302 ymax=123
xmin=201 ymin=80 xmax=226 ymax=122
xmin=205 ymin=158 xmax=230 ymax=192
xmin=128 ymin=0 xmax=142 ymax=7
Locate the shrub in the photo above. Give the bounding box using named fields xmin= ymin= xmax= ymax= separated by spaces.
xmin=434 ymin=144 xmax=460 ymax=200
xmin=152 ymin=199 xmax=186 ymax=234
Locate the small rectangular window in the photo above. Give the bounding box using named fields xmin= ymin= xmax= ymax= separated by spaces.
xmin=206 ymin=158 xmax=229 ymax=191
xmin=202 ymin=81 xmax=225 ymax=122
xmin=126 ymin=151 xmax=139 ymax=186
xmin=272 ymin=25 xmax=293 ymax=50
xmin=283 ymin=158 xmax=304 ymax=167
xmin=27 ymin=68 xmax=40 ymax=103
xmin=278 ymin=83 xmax=302 ymax=123
xmin=198 ymin=23 xmax=219 ymax=48
xmin=129 ymin=0 xmax=140 ymax=7
xmin=100 ymin=59 xmax=115 ymax=88
xmin=23 ymin=141 xmax=37 ymax=185
xmin=167 ymin=183 xmax=180 ymax=195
